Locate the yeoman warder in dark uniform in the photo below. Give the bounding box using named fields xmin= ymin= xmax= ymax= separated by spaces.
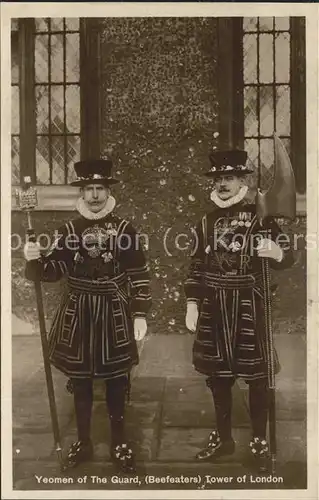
xmin=24 ymin=159 xmax=151 ymax=473
xmin=184 ymin=150 xmax=294 ymax=471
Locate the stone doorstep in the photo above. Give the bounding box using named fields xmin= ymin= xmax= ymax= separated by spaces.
xmin=24 ymin=423 xmax=305 ymax=464
xmin=12 ymin=417 xmax=307 ymax=465
xmin=12 ymin=386 xmax=305 ymax=462
xmin=12 ymin=432 xmax=59 ymax=461
xmin=12 ymin=398 xmax=73 ymax=434
xmin=12 ymin=383 xmax=74 ymax=434
xmin=12 ymin=315 xmax=38 ymax=336
xmin=240 ymin=390 xmax=306 ymax=422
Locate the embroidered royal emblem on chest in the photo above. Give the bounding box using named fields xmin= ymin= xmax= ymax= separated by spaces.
xmin=104 ymin=222 xmax=118 ymax=237
xmin=101 ymin=251 xmax=114 ymax=263
xmin=74 ymin=251 xmax=84 ymax=263
xmin=82 ymin=224 xmax=111 ymax=258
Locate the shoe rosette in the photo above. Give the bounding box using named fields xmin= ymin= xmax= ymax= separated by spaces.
xmin=208 ymin=430 xmax=221 ymax=449
xmin=112 ymin=442 xmax=136 ymax=473
xmin=113 ymin=443 xmax=134 ymax=461
xmin=249 ymin=436 xmax=269 ymax=457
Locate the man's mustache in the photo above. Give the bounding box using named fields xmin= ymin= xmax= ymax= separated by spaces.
xmin=218 ymin=187 xmax=229 ymax=193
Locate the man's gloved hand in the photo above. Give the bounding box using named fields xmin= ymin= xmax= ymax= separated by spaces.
xmin=256 ymin=238 xmax=283 ymax=262
xmin=23 ymin=241 xmax=41 ymax=261
xmin=134 ymin=317 xmax=147 ymax=341
xmin=185 ymin=301 xmax=199 ymax=333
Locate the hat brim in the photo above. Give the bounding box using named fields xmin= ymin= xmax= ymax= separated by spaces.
xmin=70 ymin=178 xmax=119 ymax=187
xmin=204 ymin=169 xmax=254 ymax=178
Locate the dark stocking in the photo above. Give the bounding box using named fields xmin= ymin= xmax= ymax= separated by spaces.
xmin=247 ymin=378 xmax=269 ymax=438
xmin=105 ymin=376 xmax=128 ymax=447
xmin=72 ymin=378 xmax=93 ymax=443
xmin=206 ymin=376 xmax=235 ymax=441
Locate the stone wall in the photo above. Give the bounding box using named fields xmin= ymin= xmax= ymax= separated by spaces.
xmin=98 ymin=17 xmax=220 ymax=332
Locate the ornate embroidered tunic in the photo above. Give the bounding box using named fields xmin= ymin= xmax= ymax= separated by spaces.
xmin=185 ymin=202 xmax=293 ymax=381
xmin=25 ymin=207 xmax=151 ymax=380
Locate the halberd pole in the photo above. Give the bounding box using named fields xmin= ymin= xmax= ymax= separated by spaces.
xmin=17 ymin=177 xmax=64 ymax=470
xmin=255 ymin=133 xmax=297 ymax=474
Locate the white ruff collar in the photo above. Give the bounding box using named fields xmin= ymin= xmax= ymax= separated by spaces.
xmin=210 ymin=185 xmax=248 ymax=208
xmin=76 ymin=195 xmax=116 ymax=220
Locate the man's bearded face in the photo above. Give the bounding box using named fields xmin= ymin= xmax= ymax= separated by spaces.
xmin=81 ymin=183 xmax=110 ymax=213
xmin=214 ymin=174 xmax=245 ymax=200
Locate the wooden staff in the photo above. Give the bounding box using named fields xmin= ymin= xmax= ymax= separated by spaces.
xmin=256 ymin=134 xmax=297 ymax=474
xmin=16 ymin=176 xmax=64 ymax=470
xmin=261 ymin=250 xmax=277 ymax=473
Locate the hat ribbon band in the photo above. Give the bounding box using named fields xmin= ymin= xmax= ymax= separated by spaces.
xmin=209 ymin=164 xmax=247 ymax=173
xmin=76 ymin=174 xmax=112 ymax=181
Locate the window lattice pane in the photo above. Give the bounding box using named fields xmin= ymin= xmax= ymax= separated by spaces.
xmin=52 ymin=136 xmax=65 ymax=184
xmin=35 ymin=18 xmax=49 ymax=32
xmin=260 ymin=86 xmax=274 ymax=136
xmin=260 ymin=138 xmax=274 ymax=190
xmin=245 ymin=138 xmax=259 ymax=164
xmin=36 ymin=136 xmax=50 ymax=184
xmin=12 ymin=86 xmax=20 ymax=134
xmin=66 ymin=18 xmax=80 ymax=31
xmin=275 ymin=32 xmax=290 ymax=83
xmin=67 ymin=135 xmax=81 ymax=182
xmin=244 ymin=87 xmax=258 ymax=137
xmin=66 ymin=86 xmax=80 ymax=132
xmin=276 ymin=86 xmax=290 ymax=136
xmin=51 ymin=18 xmax=64 ymax=32
xmin=66 ymin=34 xmax=80 ymax=81
xmin=34 ymin=18 xmax=81 ymax=185
xmin=51 ymin=34 xmax=64 ymax=82
xmin=275 ymin=17 xmax=290 ymax=31
xmin=259 ymin=34 xmax=273 ymax=83
xmin=12 ymin=136 xmax=20 ymax=184
xmin=35 ymin=35 xmax=49 ymax=83
xmin=244 ymin=139 xmax=258 ymax=190
xmin=259 ymin=17 xmax=274 ymax=31
xmin=51 ymin=86 xmax=64 ymax=133
xmin=243 ymin=18 xmax=258 ymax=32
xmin=36 ymin=85 xmax=49 ymax=133
xmin=243 ymin=17 xmax=291 ymax=182
xmin=243 ymin=35 xmax=257 ymax=84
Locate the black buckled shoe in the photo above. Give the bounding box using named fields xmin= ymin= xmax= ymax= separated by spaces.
xmin=111 ymin=443 xmax=136 ymax=474
xmin=249 ymin=437 xmax=269 ymax=472
xmin=196 ymin=430 xmax=235 ymax=461
xmin=64 ymin=440 xmax=94 ymax=469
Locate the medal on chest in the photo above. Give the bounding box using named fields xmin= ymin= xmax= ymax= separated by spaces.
xmin=213 ymin=212 xmax=253 ymax=252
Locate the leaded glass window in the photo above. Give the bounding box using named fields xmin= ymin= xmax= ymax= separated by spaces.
xmin=34 ymin=18 xmax=80 ymax=184
xmin=243 ymin=17 xmax=291 ymax=190
xmin=11 ymin=19 xmax=20 ymax=184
